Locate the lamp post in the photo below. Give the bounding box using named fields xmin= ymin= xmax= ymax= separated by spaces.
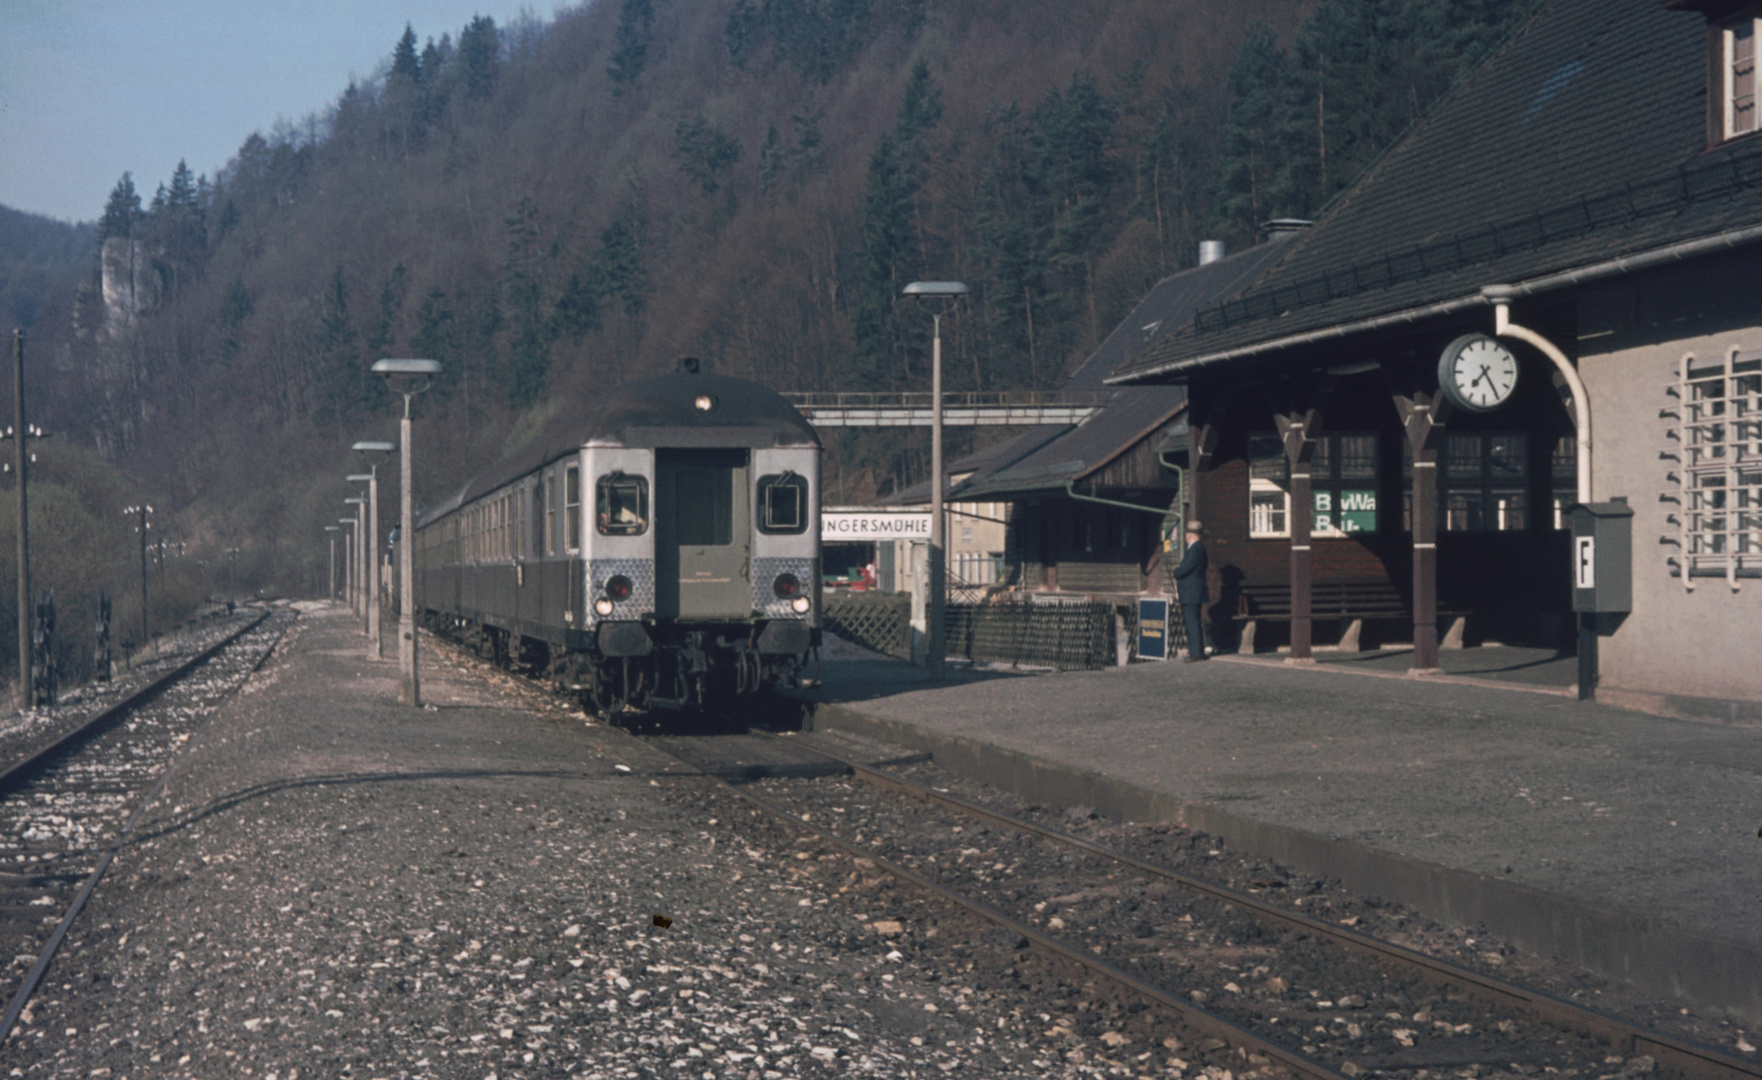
xmin=338 ymin=516 xmax=357 ymax=623
xmin=325 ymin=525 xmax=341 ymax=600
xmin=345 ymin=483 xmax=372 ymax=639
xmin=122 ymin=504 xmax=153 ymax=647
xmin=902 ymin=281 xmax=968 ymax=680
xmin=5 ymin=333 xmax=51 ymax=709
xmin=353 ymin=441 xmax=396 ymax=659
xmin=372 ymin=358 xmax=442 ymax=706
xmin=344 ymin=496 xmax=367 ymax=627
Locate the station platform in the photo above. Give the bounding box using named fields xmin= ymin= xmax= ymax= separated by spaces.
xmin=799 ymin=645 xmax=1762 ymax=1026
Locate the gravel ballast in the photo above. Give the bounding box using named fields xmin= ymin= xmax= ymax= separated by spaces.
xmin=0 ymin=607 xmax=1237 ymax=1079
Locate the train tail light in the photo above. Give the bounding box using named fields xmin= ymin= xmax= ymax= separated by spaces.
xmin=606 ymin=575 xmax=633 ymax=601
xmin=771 ymin=573 xmax=800 ymax=599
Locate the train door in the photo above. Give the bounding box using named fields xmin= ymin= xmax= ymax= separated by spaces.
xmin=656 ymin=449 xmax=751 ymax=618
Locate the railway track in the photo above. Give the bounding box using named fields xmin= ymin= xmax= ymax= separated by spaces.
xmin=0 ymin=607 xmax=289 ymax=1041
xmin=424 ymin=627 xmax=1762 ymax=1080
xmin=702 ymin=730 xmax=1760 ymax=1080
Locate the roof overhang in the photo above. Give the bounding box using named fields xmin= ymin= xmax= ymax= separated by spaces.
xmin=1107 ymin=222 xmax=1762 ymax=384
xmin=1660 ymin=0 xmax=1757 ymax=17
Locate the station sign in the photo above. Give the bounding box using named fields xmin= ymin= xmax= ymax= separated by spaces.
xmin=822 ymin=510 xmax=931 ymax=541
xmin=1136 ymin=597 xmax=1170 ymax=661
xmin=1315 ymin=489 xmax=1376 ymax=534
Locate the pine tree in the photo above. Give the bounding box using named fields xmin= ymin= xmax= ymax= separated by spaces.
xmin=591 ymin=197 xmax=650 ymax=318
xmin=501 ymin=198 xmax=553 ymax=409
xmin=1212 ymin=24 xmax=1294 ymax=240
xmin=391 ymin=24 xmax=422 ymax=85
xmin=852 ymin=62 xmax=944 ymax=386
xmin=674 ymin=115 xmax=742 ymax=198
xmin=99 ymin=174 xmax=141 ymax=242
xmin=459 ymin=16 xmax=500 ymax=102
xmin=758 ymin=125 xmax=784 ymax=197
xmin=314 ymin=268 xmax=360 ymax=430
xmin=608 ymin=0 xmax=654 ymax=96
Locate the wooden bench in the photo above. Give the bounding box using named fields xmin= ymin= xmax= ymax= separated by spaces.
xmin=1231 ymin=581 xmax=1467 ymax=653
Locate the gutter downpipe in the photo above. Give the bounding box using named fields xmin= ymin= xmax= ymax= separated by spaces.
xmin=1482 ymin=284 xmax=1598 ymax=701
xmin=1106 ymin=221 xmax=1762 ymax=386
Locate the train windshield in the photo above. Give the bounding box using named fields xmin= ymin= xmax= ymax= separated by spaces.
xmin=596 ymin=474 xmax=650 ymax=536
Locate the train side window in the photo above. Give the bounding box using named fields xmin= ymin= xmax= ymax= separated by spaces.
xmin=565 ymin=465 xmax=581 ymax=551
xmin=541 ymin=470 xmax=554 ymax=555
xmin=757 ymin=473 xmax=808 ymax=534
xmin=597 ymin=473 xmax=649 ymax=536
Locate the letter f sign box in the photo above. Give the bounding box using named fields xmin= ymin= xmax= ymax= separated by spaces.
xmin=1569 ymin=501 xmax=1632 ymax=613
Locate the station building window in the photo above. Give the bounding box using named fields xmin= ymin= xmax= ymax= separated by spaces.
xmin=1402 ymin=433 xmax=1537 ymax=532
xmin=1248 ymin=432 xmax=1379 ymax=538
xmin=1721 ymin=12 xmax=1761 ymax=142
xmin=1667 ymin=349 xmax=1762 ymax=584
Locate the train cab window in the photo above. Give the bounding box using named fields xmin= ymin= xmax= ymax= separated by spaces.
xmin=565 ymin=465 xmax=581 ymax=551
xmin=597 ymin=473 xmax=649 ymax=536
xmin=757 ymin=472 xmax=809 ymax=534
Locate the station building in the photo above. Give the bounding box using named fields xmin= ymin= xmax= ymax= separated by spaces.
xmin=1108 ymin=0 xmax=1762 ymax=718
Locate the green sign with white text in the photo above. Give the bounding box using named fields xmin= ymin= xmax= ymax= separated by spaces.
xmin=1315 ymin=489 xmax=1376 ymax=534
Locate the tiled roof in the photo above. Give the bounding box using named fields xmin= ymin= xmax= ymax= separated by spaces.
xmin=1111 ymin=0 xmax=1762 ymax=383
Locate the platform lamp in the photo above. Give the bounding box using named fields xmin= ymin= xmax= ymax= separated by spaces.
xmin=352 ymin=441 xmax=396 ymax=660
xmin=344 ymin=496 xmax=368 ymax=627
xmin=371 ymin=358 xmax=442 ymax=707
xmin=324 ymin=525 xmax=341 ymax=600
xmin=346 ymin=477 xmax=375 ymax=641
xmin=901 ymin=281 xmax=968 ymax=681
xmin=338 ymin=515 xmax=358 ymax=628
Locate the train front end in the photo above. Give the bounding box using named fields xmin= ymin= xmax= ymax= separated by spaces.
xmin=579 ymin=367 xmax=821 ymax=713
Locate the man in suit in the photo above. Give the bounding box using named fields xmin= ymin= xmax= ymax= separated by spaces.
xmin=1172 ymin=520 xmax=1209 ymax=662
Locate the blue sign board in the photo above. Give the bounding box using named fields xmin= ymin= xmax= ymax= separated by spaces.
xmin=1136 ymin=597 xmax=1170 ymax=661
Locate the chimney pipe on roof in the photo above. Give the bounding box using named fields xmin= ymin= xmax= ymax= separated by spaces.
xmin=1197 ymin=240 xmax=1226 ymax=266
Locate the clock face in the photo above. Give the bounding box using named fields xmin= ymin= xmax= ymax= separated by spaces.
xmin=1437 ymin=334 xmax=1519 ymax=412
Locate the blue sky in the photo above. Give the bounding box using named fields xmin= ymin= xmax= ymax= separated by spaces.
xmin=0 ymin=0 xmax=569 ymax=224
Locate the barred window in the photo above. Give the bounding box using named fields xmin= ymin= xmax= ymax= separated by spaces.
xmin=1666 ymin=350 xmax=1762 ymax=587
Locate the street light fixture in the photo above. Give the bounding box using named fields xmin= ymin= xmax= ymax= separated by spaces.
xmin=901 ymin=281 xmax=968 ymax=681
xmin=371 ymin=358 xmax=442 ymax=706
xmin=352 ymin=441 xmax=396 ymax=660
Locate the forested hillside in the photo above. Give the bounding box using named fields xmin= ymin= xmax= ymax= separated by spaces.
xmin=5 ymin=0 xmax=1542 ymax=613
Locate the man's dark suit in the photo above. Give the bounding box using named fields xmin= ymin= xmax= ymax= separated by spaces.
xmin=1172 ymin=536 xmax=1209 ymax=660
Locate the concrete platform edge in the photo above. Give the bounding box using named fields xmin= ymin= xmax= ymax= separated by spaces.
xmin=807 ymin=701 xmax=1762 ymax=1026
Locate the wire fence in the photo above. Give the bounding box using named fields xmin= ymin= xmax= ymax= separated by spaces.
xmin=823 ymin=592 xmax=1120 ymax=670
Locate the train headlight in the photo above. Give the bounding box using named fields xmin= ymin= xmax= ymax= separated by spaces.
xmin=606 ymin=575 xmax=633 ymax=601
xmin=771 ymin=573 xmax=800 ymax=599
xmin=694 ymin=394 xmax=716 ymax=412
xmin=593 ymin=598 xmax=615 ymax=617
xmin=790 ymin=595 xmax=811 ymax=614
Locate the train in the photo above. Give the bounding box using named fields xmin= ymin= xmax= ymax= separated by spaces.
xmin=412 ymin=359 xmax=822 ymax=715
